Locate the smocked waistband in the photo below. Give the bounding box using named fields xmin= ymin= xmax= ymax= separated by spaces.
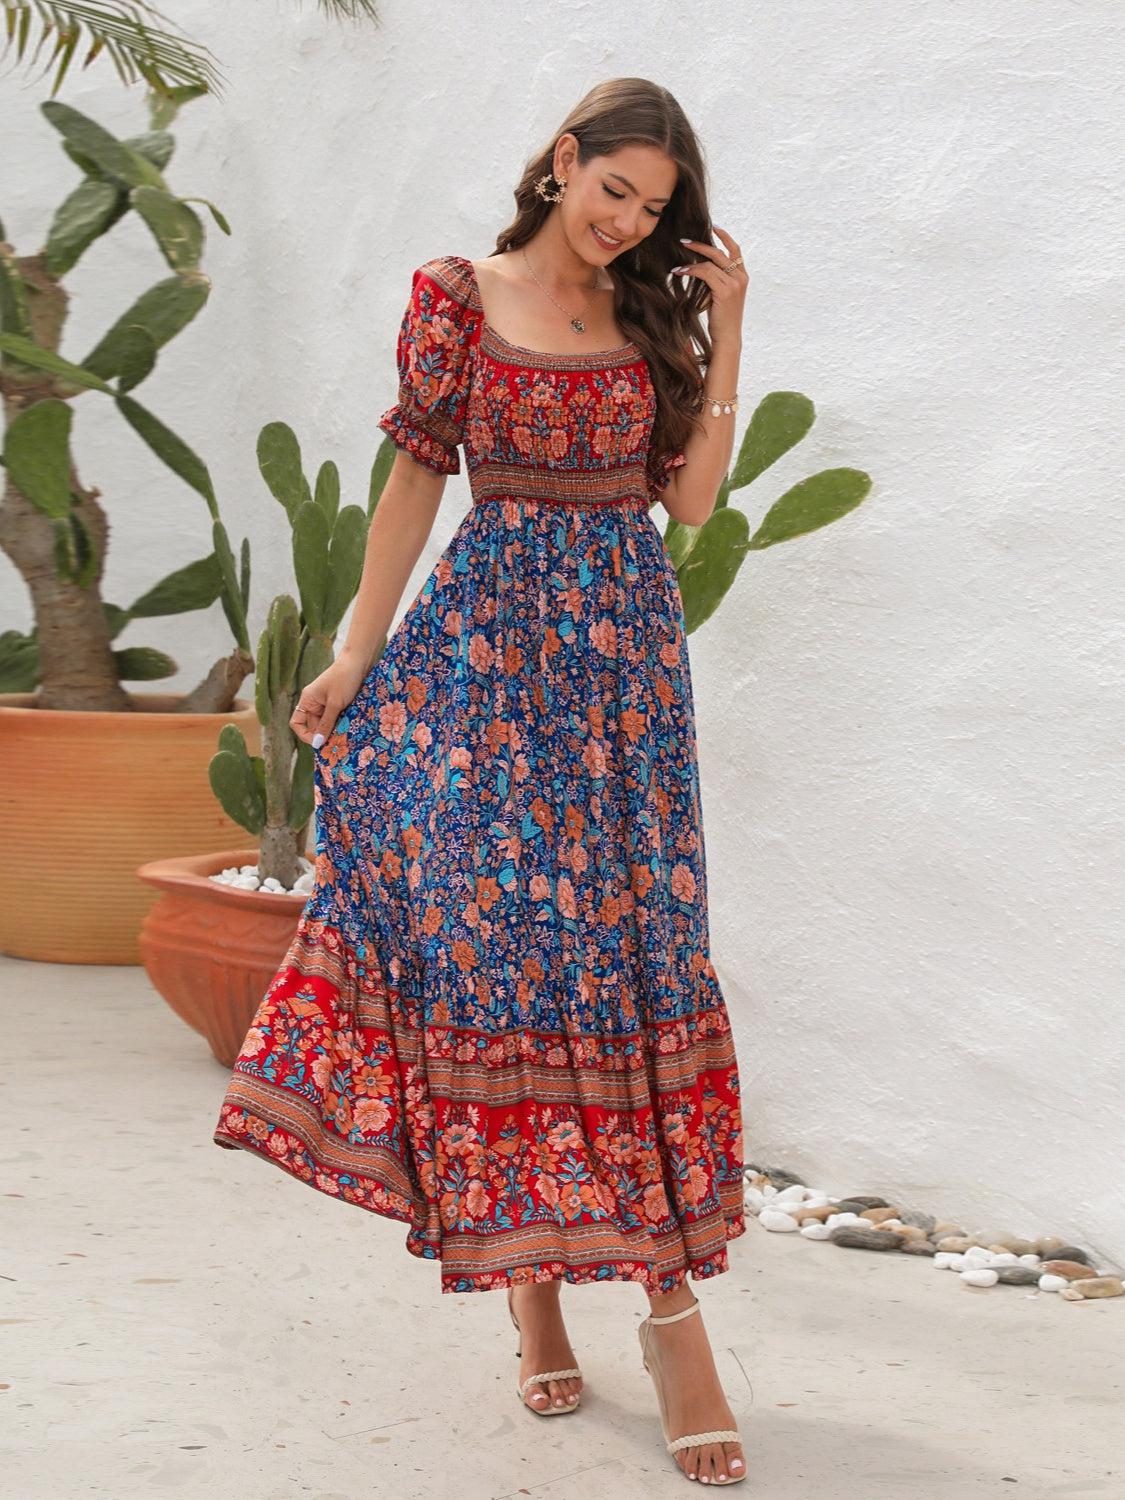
xmin=470 ymin=492 xmax=652 ymax=511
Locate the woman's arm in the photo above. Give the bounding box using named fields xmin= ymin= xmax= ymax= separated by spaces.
xmin=661 ymin=226 xmax=749 ymax=528
xmin=336 ymin=454 xmax=446 ymax=672
xmin=288 ymin=453 xmax=446 ymax=747
xmin=660 ymin=332 xmax=742 ymax=529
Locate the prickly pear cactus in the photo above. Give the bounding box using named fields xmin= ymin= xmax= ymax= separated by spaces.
xmin=209 ymin=423 xmax=386 ymax=890
xmin=666 ymin=390 xmax=873 ymax=634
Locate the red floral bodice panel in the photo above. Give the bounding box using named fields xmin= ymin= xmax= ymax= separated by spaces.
xmin=377 ymin=253 xmax=686 ymax=505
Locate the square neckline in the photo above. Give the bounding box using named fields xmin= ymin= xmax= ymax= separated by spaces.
xmin=458 ymin=255 xmax=642 ymax=368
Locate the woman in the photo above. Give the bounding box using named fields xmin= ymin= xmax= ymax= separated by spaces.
xmin=214 ymin=77 xmax=749 ymax=1486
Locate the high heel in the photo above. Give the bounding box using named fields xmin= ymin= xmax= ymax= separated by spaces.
xmin=638 ymin=1295 xmax=746 ymax=1484
xmin=507 ymin=1286 xmax=582 ymax=1415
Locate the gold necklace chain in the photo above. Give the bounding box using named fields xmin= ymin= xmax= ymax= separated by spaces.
xmin=520 ymin=247 xmax=601 ymax=335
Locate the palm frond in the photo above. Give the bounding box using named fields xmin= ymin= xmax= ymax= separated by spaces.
xmin=316 ymin=0 xmax=379 ymax=17
xmin=1 ymin=2 xmax=226 ymax=98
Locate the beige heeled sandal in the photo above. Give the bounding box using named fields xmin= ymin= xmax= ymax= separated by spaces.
xmin=638 ymin=1295 xmax=746 ymax=1484
xmin=508 ymin=1287 xmax=582 ymax=1415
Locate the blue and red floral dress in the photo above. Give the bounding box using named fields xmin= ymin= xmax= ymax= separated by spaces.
xmin=213 ymin=253 xmax=746 ymax=1296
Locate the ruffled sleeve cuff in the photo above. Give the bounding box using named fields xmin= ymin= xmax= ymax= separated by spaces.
xmin=647 ymin=448 xmax=687 ymax=495
xmin=377 ymin=402 xmax=461 ymax=475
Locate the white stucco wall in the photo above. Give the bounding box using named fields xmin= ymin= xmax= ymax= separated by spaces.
xmin=3 ymin=6 xmax=1122 ymax=1264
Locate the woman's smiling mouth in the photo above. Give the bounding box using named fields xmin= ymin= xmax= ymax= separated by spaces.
xmin=591 ymin=225 xmax=622 ymax=248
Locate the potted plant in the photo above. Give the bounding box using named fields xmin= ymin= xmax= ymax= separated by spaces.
xmin=0 ymin=95 xmax=267 ymax=963
xmin=136 ymin=421 xmax=388 ymax=1066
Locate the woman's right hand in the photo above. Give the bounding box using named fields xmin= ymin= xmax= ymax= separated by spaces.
xmin=289 ymin=651 xmax=371 ymax=748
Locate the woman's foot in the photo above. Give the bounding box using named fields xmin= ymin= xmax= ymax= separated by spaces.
xmin=643 ymin=1287 xmax=745 ymax=1484
xmin=510 ymin=1281 xmax=584 ymax=1411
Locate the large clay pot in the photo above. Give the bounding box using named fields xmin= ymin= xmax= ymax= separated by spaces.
xmin=0 ymin=692 xmax=261 ymax=965
xmin=137 ymin=847 xmax=308 ymax=1067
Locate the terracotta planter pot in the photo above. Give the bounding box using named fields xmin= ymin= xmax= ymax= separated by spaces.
xmin=136 ymin=847 xmax=308 ymax=1067
xmin=0 ymin=692 xmax=261 ymax=965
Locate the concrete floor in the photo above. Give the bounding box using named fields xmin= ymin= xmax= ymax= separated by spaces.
xmin=3 ymin=955 xmax=1123 ymax=1500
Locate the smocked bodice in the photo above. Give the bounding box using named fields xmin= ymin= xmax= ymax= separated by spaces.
xmin=377 ymin=254 xmax=686 ymax=506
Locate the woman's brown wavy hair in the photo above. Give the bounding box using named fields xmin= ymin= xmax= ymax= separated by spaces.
xmin=489 ymin=77 xmax=713 ymax=477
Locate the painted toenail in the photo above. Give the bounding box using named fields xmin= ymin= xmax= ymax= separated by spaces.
xmin=730 ymin=1460 xmax=743 ymax=1470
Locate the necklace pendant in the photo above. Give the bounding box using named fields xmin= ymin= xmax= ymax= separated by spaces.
xmin=570 ymin=317 xmax=585 ymax=333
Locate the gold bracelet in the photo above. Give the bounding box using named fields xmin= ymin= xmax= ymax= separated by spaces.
xmin=704 ymin=393 xmax=739 ymax=417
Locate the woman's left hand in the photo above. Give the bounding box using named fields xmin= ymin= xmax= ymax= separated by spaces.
xmin=671 ymin=225 xmax=748 ymax=347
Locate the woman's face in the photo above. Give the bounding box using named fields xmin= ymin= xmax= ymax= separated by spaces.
xmin=555 ymin=139 xmax=678 ymax=264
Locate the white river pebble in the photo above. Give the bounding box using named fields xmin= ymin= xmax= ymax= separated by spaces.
xmin=824 ymin=1212 xmax=867 ymax=1228
xmin=799 ymin=1221 xmax=833 ymax=1240
xmin=759 ymin=1209 xmax=801 ymax=1232
xmin=961 ymin=1268 xmax=1000 ymax=1287
xmin=771 ymin=1185 xmax=809 ymax=1206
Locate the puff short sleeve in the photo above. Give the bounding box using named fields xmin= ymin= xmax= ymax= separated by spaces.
xmin=377 ymin=259 xmax=478 ymax=476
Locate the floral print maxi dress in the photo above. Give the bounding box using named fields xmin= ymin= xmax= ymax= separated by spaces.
xmin=213 ymin=253 xmax=746 ymax=1296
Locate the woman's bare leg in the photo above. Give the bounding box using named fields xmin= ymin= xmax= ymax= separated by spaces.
xmin=509 ymin=1280 xmax=584 ymax=1409
xmin=643 ymin=1284 xmax=745 ymax=1484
